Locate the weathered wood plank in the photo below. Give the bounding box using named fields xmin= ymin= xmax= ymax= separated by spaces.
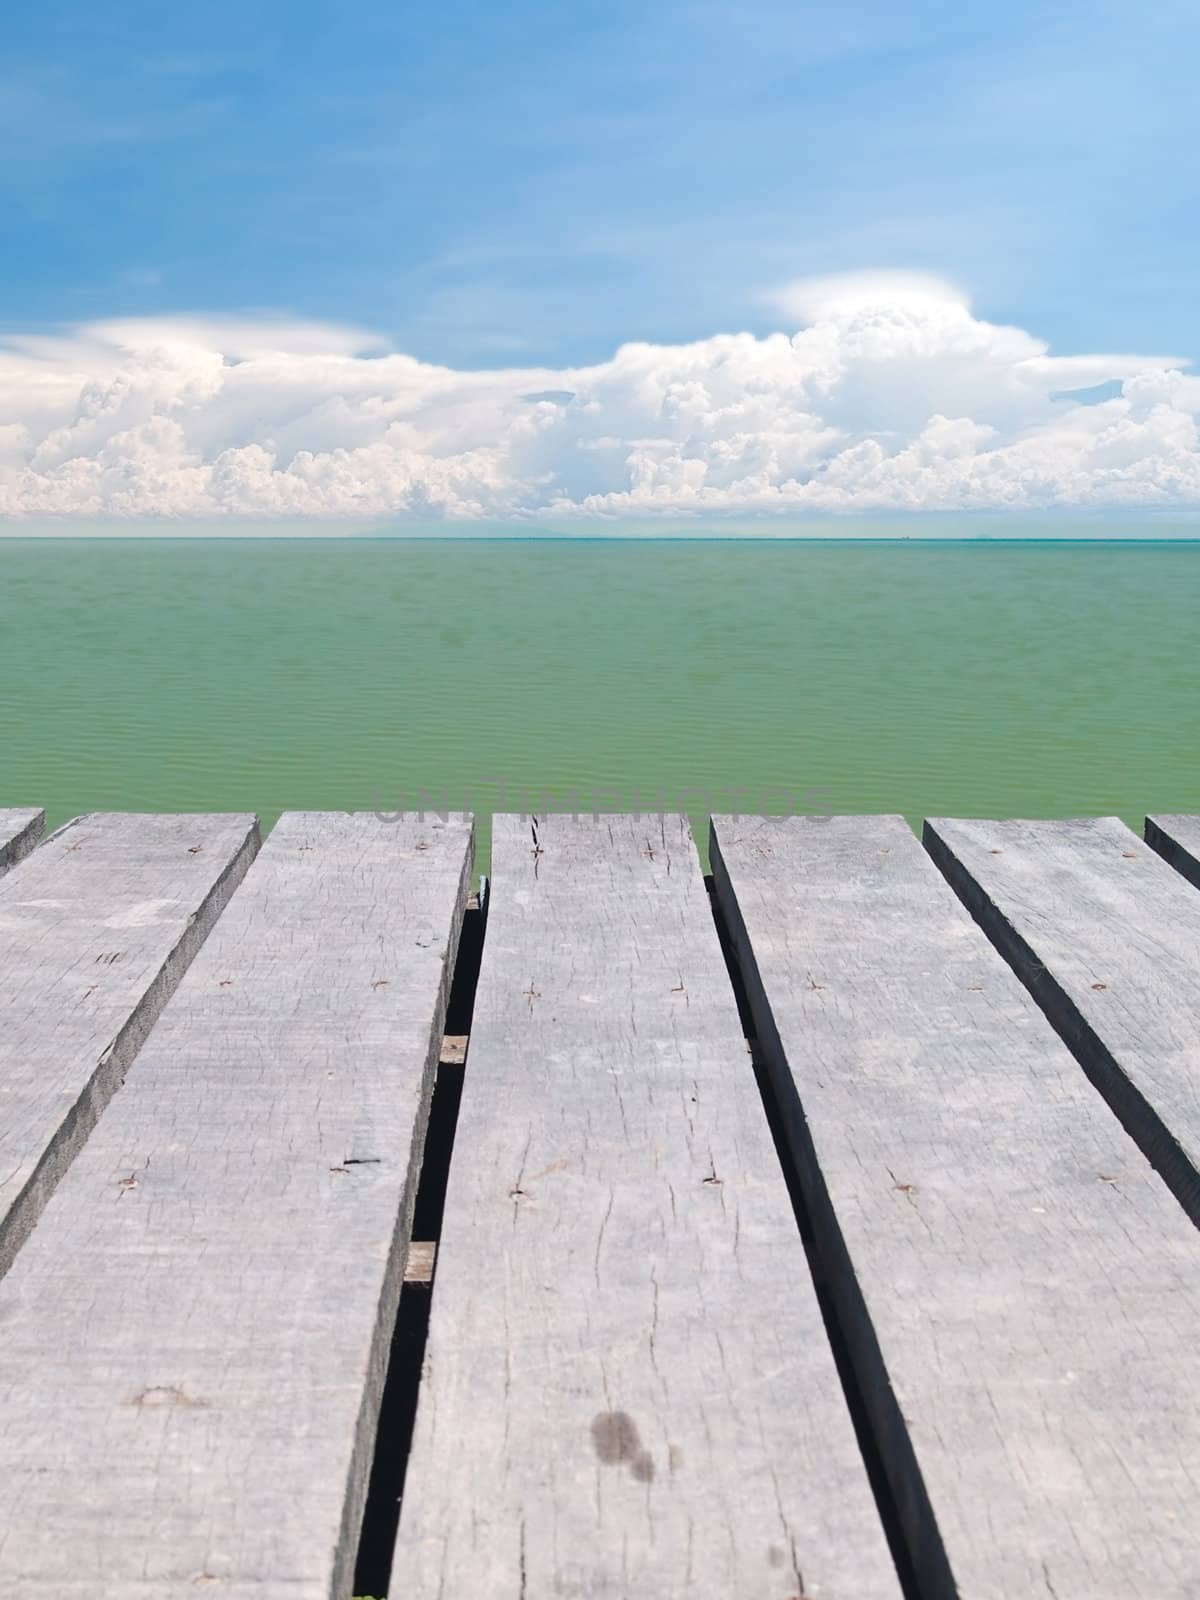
xmin=712 ymin=813 xmax=1200 ymax=1600
xmin=0 ymin=811 xmax=258 ymax=1280
xmin=392 ymin=814 xmax=901 ymax=1600
xmin=0 ymin=811 xmax=472 ymax=1600
xmin=1146 ymin=813 xmax=1200 ymax=892
xmin=404 ymin=1240 xmax=437 ymax=1284
xmin=926 ymin=814 xmax=1200 ymax=1224
xmin=0 ymin=807 xmax=44 ymax=876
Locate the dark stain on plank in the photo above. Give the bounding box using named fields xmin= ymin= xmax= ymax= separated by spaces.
xmin=591 ymin=1410 xmax=655 ymax=1483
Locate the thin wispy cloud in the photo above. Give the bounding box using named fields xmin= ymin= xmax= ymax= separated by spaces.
xmin=1 ymin=274 xmax=1193 ymax=519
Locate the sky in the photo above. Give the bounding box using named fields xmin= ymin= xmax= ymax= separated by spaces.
xmin=2 ymin=0 xmax=1200 ymax=519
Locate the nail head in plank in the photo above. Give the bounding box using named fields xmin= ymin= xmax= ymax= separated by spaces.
xmin=0 ymin=810 xmax=258 ymax=1280
xmin=926 ymin=814 xmax=1200 ymax=1223
xmin=0 ymin=811 xmax=472 ymax=1600
xmin=1146 ymin=813 xmax=1200 ymax=893
xmin=0 ymin=808 xmax=43 ymax=876
xmin=393 ymin=814 xmax=901 ymax=1600
xmin=712 ymin=813 xmax=1200 ymax=1600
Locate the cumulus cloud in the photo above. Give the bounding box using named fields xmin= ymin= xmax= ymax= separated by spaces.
xmin=0 ymin=274 xmax=1196 ymax=519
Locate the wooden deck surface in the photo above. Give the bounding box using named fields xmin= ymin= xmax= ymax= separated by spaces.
xmin=393 ymin=815 xmax=898 ymax=1600
xmin=713 ymin=814 xmax=1200 ymax=1600
xmin=0 ymin=806 xmax=1198 ymax=1599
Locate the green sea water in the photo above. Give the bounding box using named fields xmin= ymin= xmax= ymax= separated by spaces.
xmin=3 ymin=537 xmax=1198 ymax=873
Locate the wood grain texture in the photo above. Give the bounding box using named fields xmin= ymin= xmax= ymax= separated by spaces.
xmin=926 ymin=814 xmax=1200 ymax=1224
xmin=0 ymin=809 xmax=44 ymax=877
xmin=0 ymin=811 xmax=472 ymax=1600
xmin=712 ymin=813 xmax=1200 ymax=1600
xmin=392 ymin=814 xmax=901 ymax=1600
xmin=0 ymin=811 xmax=258 ymax=1280
xmin=1146 ymin=813 xmax=1200 ymax=893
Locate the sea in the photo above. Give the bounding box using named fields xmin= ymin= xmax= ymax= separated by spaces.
xmin=3 ymin=529 xmax=1198 ymax=873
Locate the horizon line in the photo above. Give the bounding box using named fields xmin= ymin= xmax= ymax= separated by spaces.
xmin=5 ymin=533 xmax=1200 ymax=546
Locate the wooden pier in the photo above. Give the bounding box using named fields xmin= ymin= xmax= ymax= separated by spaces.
xmin=0 ymin=804 xmax=1198 ymax=1599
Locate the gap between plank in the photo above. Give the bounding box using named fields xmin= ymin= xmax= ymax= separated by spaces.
xmin=1144 ymin=815 xmax=1200 ymax=894
xmin=352 ymin=885 xmax=488 ymax=1600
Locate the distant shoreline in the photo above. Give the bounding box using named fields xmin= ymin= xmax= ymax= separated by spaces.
xmin=4 ymin=531 xmax=1200 ymax=545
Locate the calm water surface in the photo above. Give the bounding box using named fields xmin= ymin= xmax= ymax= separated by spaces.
xmin=3 ymin=538 xmax=1198 ymax=870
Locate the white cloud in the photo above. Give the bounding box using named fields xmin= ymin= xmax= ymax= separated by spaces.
xmin=0 ymin=275 xmax=1196 ymax=519
xmin=764 ymin=269 xmax=973 ymax=324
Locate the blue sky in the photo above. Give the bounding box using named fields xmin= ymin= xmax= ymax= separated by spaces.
xmin=3 ymin=0 xmax=1198 ymax=369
